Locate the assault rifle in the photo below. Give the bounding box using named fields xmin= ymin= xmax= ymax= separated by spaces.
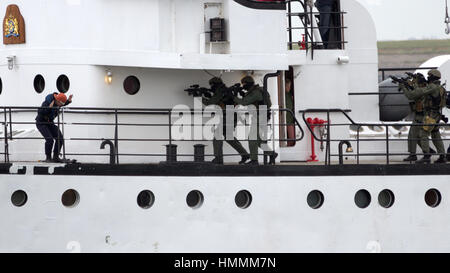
xmin=390 ymin=76 xmax=413 ymax=89
xmin=405 ymin=72 xmax=427 ymax=85
xmin=222 ymin=83 xmax=247 ymax=105
xmin=184 ymin=85 xmax=213 ymax=98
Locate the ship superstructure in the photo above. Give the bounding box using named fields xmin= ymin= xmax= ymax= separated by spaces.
xmin=0 ymin=0 xmax=449 ymax=252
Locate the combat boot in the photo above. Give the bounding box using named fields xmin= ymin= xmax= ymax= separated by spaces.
xmin=245 ymin=160 xmax=259 ymax=166
xmin=52 ymin=156 xmax=63 ymax=163
xmin=416 ymin=155 xmax=431 ymax=164
xmin=211 ymin=157 xmax=223 ymax=165
xmin=238 ymin=155 xmax=250 ymax=165
xmin=44 ymin=155 xmax=52 ymax=163
xmin=434 ymin=155 xmax=447 ymax=164
xmin=269 ymin=152 xmax=278 ymax=165
xmin=403 ymin=154 xmax=417 ymax=162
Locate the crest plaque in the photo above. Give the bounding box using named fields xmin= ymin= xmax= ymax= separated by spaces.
xmin=3 ymin=5 xmax=25 ymax=44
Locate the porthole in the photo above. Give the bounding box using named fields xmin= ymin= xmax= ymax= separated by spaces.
xmin=123 ymin=76 xmax=140 ymax=95
xmin=56 ymin=74 xmax=70 ymax=93
xmin=33 ymin=74 xmax=45 ymax=93
xmin=0 ymin=77 xmax=2 ymax=94
xmin=307 ymin=190 xmax=324 ymax=209
xmin=61 ymin=189 xmax=80 ymax=208
xmin=11 ymin=190 xmax=28 ymax=207
xmin=425 ymin=189 xmax=441 ymax=208
xmin=186 ymin=190 xmax=204 ymax=209
xmin=137 ymin=190 xmax=155 ymax=209
xmin=235 ymin=190 xmax=252 ymax=209
xmin=355 ymin=189 xmax=371 ymax=209
xmin=378 ymin=189 xmax=395 ymax=208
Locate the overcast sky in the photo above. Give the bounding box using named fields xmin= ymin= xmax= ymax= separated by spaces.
xmin=356 ymin=0 xmax=449 ymax=41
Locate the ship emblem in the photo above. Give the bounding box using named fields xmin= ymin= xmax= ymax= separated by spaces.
xmin=3 ymin=4 xmax=26 ymax=45
xmin=4 ymin=14 xmax=19 ymax=38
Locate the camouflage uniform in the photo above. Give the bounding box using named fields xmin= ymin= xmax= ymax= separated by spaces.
xmin=203 ymin=77 xmax=249 ymax=164
xmin=234 ymin=76 xmax=277 ymax=165
xmin=400 ymin=80 xmax=434 ymax=161
xmin=402 ymin=70 xmax=446 ymax=163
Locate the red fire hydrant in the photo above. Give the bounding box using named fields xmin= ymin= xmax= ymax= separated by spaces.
xmin=306 ymin=117 xmax=327 ymax=162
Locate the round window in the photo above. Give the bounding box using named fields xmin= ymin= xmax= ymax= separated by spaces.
xmin=123 ymin=76 xmax=140 ymax=95
xmin=235 ymin=190 xmax=252 ymax=209
xmin=425 ymin=189 xmax=441 ymax=208
xmin=186 ymin=190 xmax=204 ymax=209
xmin=56 ymin=74 xmax=70 ymax=93
xmin=62 ymin=189 xmax=80 ymax=208
xmin=307 ymin=190 xmax=324 ymax=209
xmin=137 ymin=190 xmax=155 ymax=209
xmin=355 ymin=189 xmax=371 ymax=209
xmin=34 ymin=74 xmax=45 ymax=93
xmin=11 ymin=190 xmax=28 ymax=207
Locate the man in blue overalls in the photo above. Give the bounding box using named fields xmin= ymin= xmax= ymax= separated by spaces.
xmin=35 ymin=92 xmax=72 ymax=162
xmin=316 ymin=0 xmax=336 ymax=49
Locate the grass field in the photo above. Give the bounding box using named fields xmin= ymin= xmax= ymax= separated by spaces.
xmin=378 ymin=39 xmax=450 ymax=68
xmin=378 ymin=39 xmax=450 ymax=55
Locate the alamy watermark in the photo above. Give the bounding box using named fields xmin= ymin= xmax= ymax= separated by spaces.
xmin=171 ymin=97 xmax=272 ymax=143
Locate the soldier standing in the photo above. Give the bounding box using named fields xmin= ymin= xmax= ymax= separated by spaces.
xmin=401 ymin=74 xmax=436 ymax=162
xmin=203 ymin=77 xmax=250 ymax=165
xmin=402 ymin=69 xmax=447 ymax=164
xmin=234 ymin=76 xmax=277 ymax=165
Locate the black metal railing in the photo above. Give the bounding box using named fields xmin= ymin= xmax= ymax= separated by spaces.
xmin=0 ymin=106 xmax=305 ymax=164
xmin=286 ymin=0 xmax=347 ymax=59
xmin=301 ymin=109 xmax=450 ymax=165
xmin=379 ymin=67 xmax=438 ymax=81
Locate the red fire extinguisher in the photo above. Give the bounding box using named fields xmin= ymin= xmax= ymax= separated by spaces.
xmin=299 ymin=34 xmax=306 ymax=50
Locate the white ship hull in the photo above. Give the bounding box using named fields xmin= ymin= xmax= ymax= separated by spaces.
xmin=1 ymin=163 xmax=450 ymax=253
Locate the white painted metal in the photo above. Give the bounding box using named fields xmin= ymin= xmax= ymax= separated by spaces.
xmin=0 ymin=0 xmax=449 ymax=253
xmin=1 ymin=174 xmax=450 ymax=253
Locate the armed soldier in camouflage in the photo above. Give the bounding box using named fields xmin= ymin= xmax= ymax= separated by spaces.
xmin=401 ymin=69 xmax=447 ymax=164
xmin=203 ymin=77 xmax=250 ymax=165
xmin=401 ymin=73 xmax=436 ymax=162
xmin=233 ymin=76 xmax=278 ymax=165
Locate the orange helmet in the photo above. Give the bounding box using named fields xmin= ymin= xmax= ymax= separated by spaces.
xmin=54 ymin=93 xmax=67 ymax=104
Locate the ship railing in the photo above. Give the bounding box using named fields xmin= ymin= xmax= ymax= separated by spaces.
xmin=378 ymin=67 xmax=439 ymax=81
xmin=302 ymin=109 xmax=450 ymax=165
xmin=286 ymin=0 xmax=347 ymax=59
xmin=0 ymin=106 xmax=304 ymax=164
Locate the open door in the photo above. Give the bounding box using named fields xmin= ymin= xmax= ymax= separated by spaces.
xmin=278 ymin=67 xmax=296 ymax=147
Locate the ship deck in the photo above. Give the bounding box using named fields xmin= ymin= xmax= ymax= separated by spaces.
xmin=1 ymin=160 xmax=449 ymax=176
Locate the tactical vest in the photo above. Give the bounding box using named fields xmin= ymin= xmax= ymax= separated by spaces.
xmin=260 ymin=86 xmax=272 ymax=120
xmin=424 ymin=84 xmax=446 ymax=111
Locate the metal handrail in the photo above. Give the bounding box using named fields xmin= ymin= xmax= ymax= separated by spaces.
xmin=1 ymin=106 xmax=305 ymax=164
xmin=379 ymin=67 xmax=438 ymax=81
xmin=302 ymin=109 xmax=450 ymax=165
xmin=286 ymin=0 xmax=347 ymax=55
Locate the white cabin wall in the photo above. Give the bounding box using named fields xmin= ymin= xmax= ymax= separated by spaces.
xmin=283 ymin=0 xmax=379 ymax=161
xmin=342 ymin=0 xmax=379 ymax=122
xmin=0 ymin=0 xmax=161 ymax=51
xmin=228 ymin=0 xmax=286 ymax=54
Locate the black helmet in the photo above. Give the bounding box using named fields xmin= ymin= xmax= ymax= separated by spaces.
xmin=209 ymin=77 xmax=223 ymax=86
xmin=241 ymin=76 xmax=255 ymax=85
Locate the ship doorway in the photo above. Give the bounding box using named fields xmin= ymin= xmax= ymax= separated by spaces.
xmin=279 ymin=67 xmax=296 ymax=147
